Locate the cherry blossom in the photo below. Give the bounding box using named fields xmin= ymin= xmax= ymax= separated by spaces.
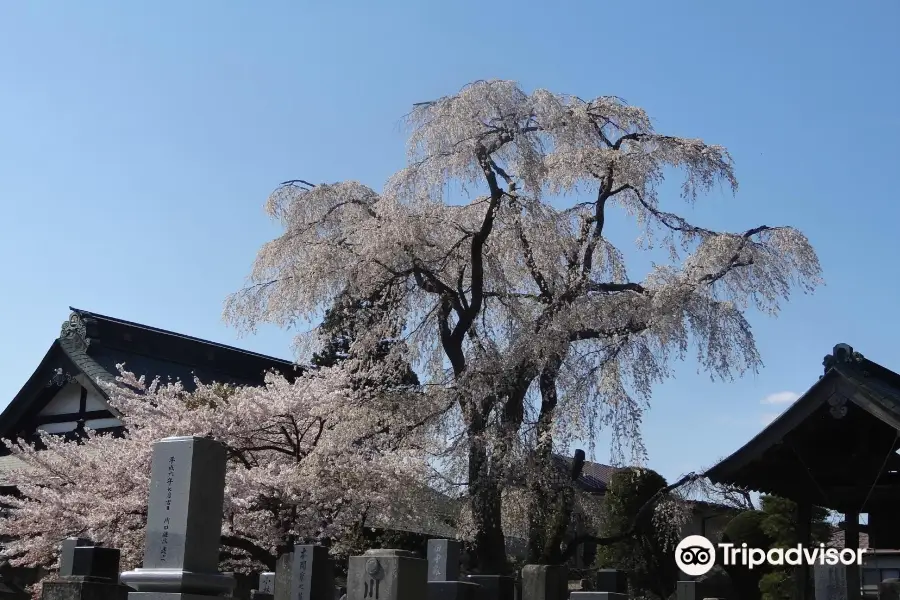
xmin=0 ymin=365 xmax=442 ymax=574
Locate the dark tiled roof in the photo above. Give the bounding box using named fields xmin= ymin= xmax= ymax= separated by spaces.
xmin=0 ymin=308 xmax=302 ymax=441
xmin=551 ymin=454 xmax=625 ymax=494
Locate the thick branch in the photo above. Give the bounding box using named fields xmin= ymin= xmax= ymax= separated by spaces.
xmin=570 ymin=320 xmax=649 ymax=341
xmin=220 ymin=534 xmax=276 ymax=570
xmin=515 ymin=220 xmax=551 ymax=299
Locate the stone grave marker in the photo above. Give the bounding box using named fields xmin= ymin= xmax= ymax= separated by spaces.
xmin=259 ymin=573 xmax=276 ymax=595
xmin=274 ymin=545 xmax=333 ymax=600
xmin=594 ymin=571 xmax=627 ymax=595
xmin=252 ymin=572 xmax=276 ymax=600
xmin=426 ymin=539 xmax=477 ymax=600
xmin=119 ymin=436 xmax=235 ymax=600
xmin=42 ymin=545 xmax=129 ymax=600
xmin=676 ymin=581 xmax=699 ymax=600
xmin=59 ymin=538 xmax=94 ymax=577
xmin=427 ymin=540 xmax=460 ymax=582
xmin=348 ymin=549 xmax=426 ymax=600
xmin=521 ymin=566 xmax=567 ymax=600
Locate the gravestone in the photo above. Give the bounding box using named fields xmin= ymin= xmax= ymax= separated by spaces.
xmin=251 ymin=571 xmax=275 ymax=600
xmin=258 ymin=573 xmax=275 ymax=595
xmin=273 ymin=546 xmax=333 ymax=600
xmin=427 ymin=540 xmax=461 ymax=582
xmin=521 ymin=566 xmax=566 ymax=600
xmin=814 ymin=564 xmax=848 ymax=600
xmin=465 ymin=576 xmax=515 ymax=600
xmin=348 ymin=550 xmax=426 ymax=600
xmin=59 ymin=539 xmax=95 ymax=577
xmin=676 ymin=581 xmax=699 ymax=600
xmin=426 ymin=540 xmax=475 ymax=600
xmin=119 ymin=436 xmax=235 ymax=600
xmin=594 ymin=571 xmax=627 ymax=595
xmin=41 ymin=546 xmax=129 ymax=600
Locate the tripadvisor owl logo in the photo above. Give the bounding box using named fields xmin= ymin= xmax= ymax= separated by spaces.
xmin=675 ymin=535 xmax=716 ymax=576
xmin=675 ymin=534 xmax=866 ymax=577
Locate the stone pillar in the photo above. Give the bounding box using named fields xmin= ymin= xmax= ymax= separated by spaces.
xmin=845 ymin=511 xmax=861 ymax=600
xmin=119 ymin=436 xmax=235 ymax=600
xmin=60 ymin=539 xmax=95 ymax=577
xmin=426 ymin=540 xmax=477 ymax=600
xmin=251 ymin=573 xmax=275 ymax=600
xmin=676 ymin=581 xmax=698 ymax=600
xmin=273 ymin=546 xmax=333 ymax=600
xmin=594 ymin=571 xmax=627 ymax=595
xmin=520 ymin=566 xmax=566 ymax=600
xmin=41 ymin=546 xmax=130 ymax=600
xmin=348 ymin=550 xmax=426 ymax=600
xmin=795 ymin=502 xmax=812 ymax=600
xmin=427 ymin=540 xmax=461 ymax=582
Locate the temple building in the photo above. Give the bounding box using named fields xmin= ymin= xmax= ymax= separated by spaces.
xmin=706 ymin=343 xmax=900 ymax=600
xmin=0 ymin=308 xmax=299 ymax=454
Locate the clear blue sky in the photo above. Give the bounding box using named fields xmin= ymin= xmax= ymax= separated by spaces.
xmin=1 ymin=1 xmax=898 ymax=486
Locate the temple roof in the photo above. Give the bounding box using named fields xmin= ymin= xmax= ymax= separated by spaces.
xmin=0 ymin=308 xmax=300 ymax=442
xmin=705 ymin=344 xmax=900 ymax=512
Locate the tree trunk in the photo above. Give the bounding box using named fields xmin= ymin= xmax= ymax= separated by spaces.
xmin=467 ymin=440 xmax=508 ymax=574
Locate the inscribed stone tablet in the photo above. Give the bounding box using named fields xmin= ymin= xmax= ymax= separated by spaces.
xmin=292 ymin=547 xmax=315 ymax=600
xmin=260 ymin=573 xmax=276 ymax=595
xmin=141 ymin=436 xmax=227 ymax=574
xmin=427 ymin=540 xmax=460 ymax=582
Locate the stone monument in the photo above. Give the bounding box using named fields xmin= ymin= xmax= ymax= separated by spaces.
xmin=273 ymin=546 xmax=333 ymax=600
xmin=348 ymin=550 xmax=426 ymax=600
xmin=120 ymin=436 xmax=235 ymax=600
xmin=251 ymin=572 xmax=275 ymax=600
xmin=426 ymin=540 xmax=477 ymax=600
xmin=41 ymin=546 xmax=129 ymax=600
xmin=521 ymin=566 xmax=567 ymax=600
xmin=59 ymin=539 xmax=95 ymax=578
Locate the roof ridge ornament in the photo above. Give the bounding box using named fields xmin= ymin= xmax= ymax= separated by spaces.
xmin=823 ymin=343 xmax=864 ymax=375
xmin=60 ymin=311 xmax=99 ymax=348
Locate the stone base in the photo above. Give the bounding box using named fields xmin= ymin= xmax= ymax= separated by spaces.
xmin=465 ymin=576 xmax=515 ymax=600
xmin=427 ymin=581 xmax=480 ymax=600
xmin=127 ymin=594 xmax=229 ymax=600
xmin=119 ymin=570 xmax=234 ymax=595
xmin=569 ymin=594 xmax=627 ymax=600
xmin=42 ymin=580 xmax=130 ymax=600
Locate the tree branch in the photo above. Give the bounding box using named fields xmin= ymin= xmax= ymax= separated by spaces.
xmin=220 ymin=534 xmax=276 ymax=570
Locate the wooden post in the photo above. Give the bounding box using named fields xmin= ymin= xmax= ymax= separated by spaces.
xmin=795 ymin=502 xmax=812 ymax=600
xmin=845 ymin=511 xmax=861 ymax=600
